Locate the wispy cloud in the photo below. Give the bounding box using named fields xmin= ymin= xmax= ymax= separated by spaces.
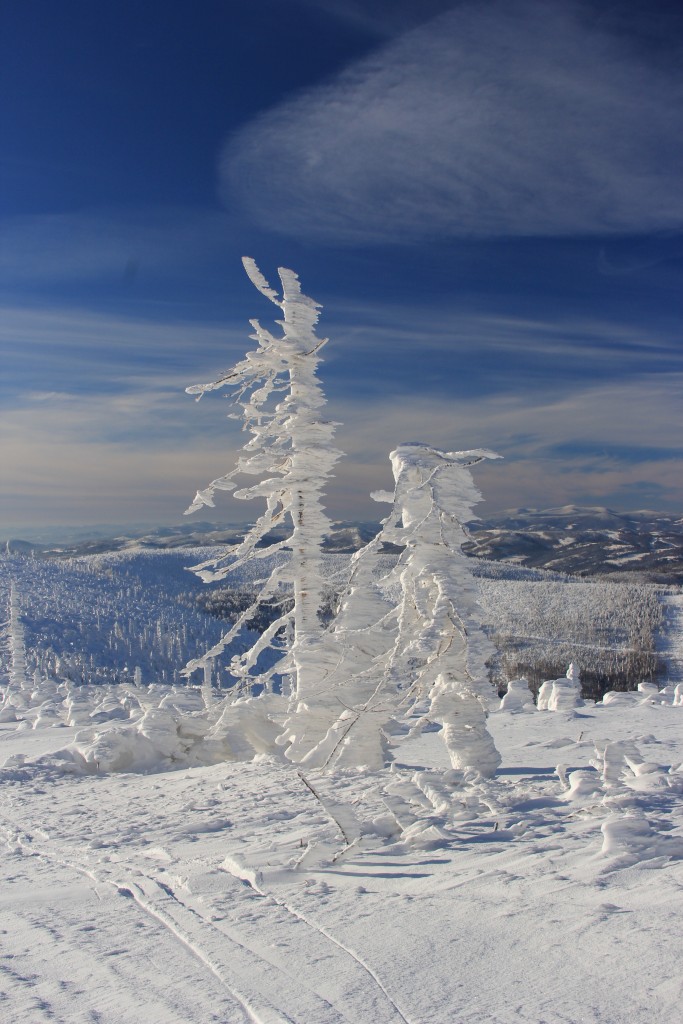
xmin=4 ymin=370 xmax=682 ymax=527
xmin=294 ymin=0 xmax=455 ymax=38
xmin=0 ymin=376 xmax=246 ymax=529
xmin=0 ymin=420 xmax=240 ymax=528
xmin=0 ymin=304 xmax=250 ymax=526
xmin=334 ymin=374 xmax=683 ymax=460
xmin=222 ymin=0 xmax=683 ymax=243
xmin=9 ymin=299 xmax=679 ymax=419
xmin=2 ymin=302 xmax=682 ymax=528
xmin=326 ymin=303 xmax=683 ymax=371
xmin=329 ymin=374 xmax=683 ymax=514
xmin=0 ymin=304 xmax=247 ymax=399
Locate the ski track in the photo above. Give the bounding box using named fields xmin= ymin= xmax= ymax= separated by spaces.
xmin=0 ymin=811 xmax=410 ymax=1024
xmin=0 ymin=846 xmax=241 ymax=1023
xmin=1 ymin=823 xmax=255 ymax=1024
xmin=224 ymin=865 xmax=415 ymax=1024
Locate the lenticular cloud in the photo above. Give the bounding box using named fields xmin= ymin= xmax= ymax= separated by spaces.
xmin=222 ymin=0 xmax=683 ymax=243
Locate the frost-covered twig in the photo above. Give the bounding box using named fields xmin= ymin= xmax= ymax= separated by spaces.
xmin=297 ymin=770 xmax=354 ymax=847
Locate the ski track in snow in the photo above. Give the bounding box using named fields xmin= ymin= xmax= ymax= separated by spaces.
xmin=223 ymin=867 xmax=414 ymax=1024
xmin=0 ymin=843 xmax=244 ymax=1024
xmin=0 ymin=760 xmax=415 ymax=1024
xmin=2 ymin=699 xmax=683 ymax=1024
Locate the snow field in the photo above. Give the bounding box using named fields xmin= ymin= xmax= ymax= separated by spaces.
xmin=1 ymin=689 xmax=683 ymax=1024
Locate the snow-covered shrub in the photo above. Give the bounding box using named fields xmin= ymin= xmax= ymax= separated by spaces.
xmin=536 ymin=663 xmax=583 ymax=712
xmin=499 ymin=677 xmax=535 ymax=712
xmin=547 ymin=662 xmax=583 ymax=711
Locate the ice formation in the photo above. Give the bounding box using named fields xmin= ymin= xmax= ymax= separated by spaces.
xmin=177 ymin=263 xmax=503 ymax=780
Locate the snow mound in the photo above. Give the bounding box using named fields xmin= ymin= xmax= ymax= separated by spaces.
xmin=537 ymin=663 xmax=583 ymax=712
xmin=601 ymin=814 xmax=683 ymax=866
xmin=72 ymin=692 xmax=285 ymax=773
xmin=600 ymin=690 xmax=640 ymax=706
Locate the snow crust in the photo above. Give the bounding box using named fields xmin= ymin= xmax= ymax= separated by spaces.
xmin=2 ymin=689 xmax=682 ymax=1023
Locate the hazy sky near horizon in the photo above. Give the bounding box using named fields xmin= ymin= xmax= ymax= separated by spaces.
xmin=1 ymin=0 xmax=683 ymax=535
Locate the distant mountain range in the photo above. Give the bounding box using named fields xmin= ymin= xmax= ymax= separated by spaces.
xmin=2 ymin=521 xmax=382 ymax=558
xmin=463 ymin=505 xmax=683 ymax=583
xmin=5 ymin=507 xmax=683 ymax=583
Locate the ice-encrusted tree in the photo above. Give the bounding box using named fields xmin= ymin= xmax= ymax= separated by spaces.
xmin=183 ymin=258 xmax=341 ymax=702
xmin=285 ymin=444 xmax=502 ymax=778
xmin=180 ymin=261 xmax=500 ymax=780
xmin=0 ymin=584 xmax=31 ymax=721
xmin=383 ymin=444 xmax=502 ymax=777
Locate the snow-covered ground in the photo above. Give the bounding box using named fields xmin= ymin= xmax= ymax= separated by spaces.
xmin=2 ymin=690 xmax=682 ymax=1024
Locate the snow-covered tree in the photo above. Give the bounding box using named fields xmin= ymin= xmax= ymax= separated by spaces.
xmin=283 ymin=444 xmax=502 ymax=777
xmin=183 ymin=258 xmax=341 ymax=701
xmin=181 ymin=263 xmax=500 ymax=780
xmin=0 ymin=584 xmax=31 ymax=720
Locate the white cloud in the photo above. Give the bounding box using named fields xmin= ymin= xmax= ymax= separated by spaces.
xmin=333 ymin=374 xmax=683 ymax=459
xmin=328 ymin=374 xmax=683 ymax=515
xmin=0 ymin=388 xmax=245 ymax=528
xmin=0 ymin=303 xmax=247 ymax=395
xmin=2 ymin=301 xmax=682 ymax=528
xmin=0 ymin=304 xmax=251 ymax=526
xmin=3 ymin=371 xmax=682 ymax=527
xmin=222 ymin=0 xmax=683 ymax=242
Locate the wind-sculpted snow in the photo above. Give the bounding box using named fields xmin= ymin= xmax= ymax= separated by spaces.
xmin=279 ymin=445 xmax=503 ymax=776
xmin=179 ymin=269 xmax=501 ymax=780
xmin=2 ymin=689 xmax=683 ymax=1023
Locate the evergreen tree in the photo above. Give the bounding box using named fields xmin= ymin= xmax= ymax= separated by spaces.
xmin=184 ymin=258 xmax=341 ymax=701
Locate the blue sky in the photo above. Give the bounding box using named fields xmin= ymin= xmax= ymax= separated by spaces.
xmin=1 ymin=0 xmax=682 ymax=535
